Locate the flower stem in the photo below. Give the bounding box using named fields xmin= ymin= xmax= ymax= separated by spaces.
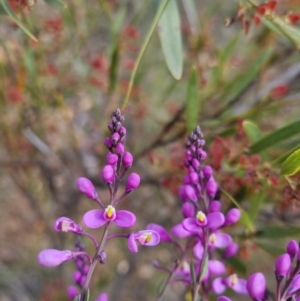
xmin=80 ymin=223 xmax=110 ymax=301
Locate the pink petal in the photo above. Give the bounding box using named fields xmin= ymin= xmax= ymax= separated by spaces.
xmin=206 ymin=212 xmax=225 ymax=230
xmin=83 ymin=210 xmax=106 ymax=228
xmin=215 ymin=233 xmax=232 ymax=248
xmin=193 ymin=241 xmax=204 ymax=260
xmin=128 ymin=233 xmax=138 ymax=252
xmin=172 ymin=223 xmax=192 ymax=238
xmin=209 ymin=260 xmax=226 ymax=275
xmin=182 ymin=218 xmax=200 ymax=233
xmin=37 ymin=249 xmax=72 ymax=267
xmin=231 ymin=278 xmax=248 ymax=294
xmin=146 ymin=224 xmax=171 ymax=242
xmin=114 ymin=210 xmax=136 ymax=228
xmin=143 ymin=230 xmax=160 ymax=246
xmin=212 ymin=277 xmax=226 ymax=294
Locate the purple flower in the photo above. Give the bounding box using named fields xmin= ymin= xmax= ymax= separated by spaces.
xmin=203 ymin=165 xmax=213 ymax=178
xmin=37 ymin=249 xmax=73 ymax=267
xmin=116 ymin=142 xmax=124 ymax=154
xmin=171 ymin=223 xmax=192 ymax=238
xmin=287 ymin=274 xmax=300 ymax=296
xmin=182 ymin=211 xmax=224 ymax=233
xmin=181 ymin=202 xmax=195 ymax=218
xmin=83 ymin=205 xmax=136 ymax=228
xmin=275 ymin=253 xmax=291 ymax=278
xmin=209 ymin=200 xmax=222 ymax=212
xmin=224 ymin=242 xmax=239 ymax=258
xmin=206 ymin=176 xmax=218 ymax=197
xmin=128 ymin=230 xmax=160 ymax=252
xmin=146 ymin=223 xmax=171 ymax=242
xmin=53 ymin=217 xmax=83 ymax=234
xmin=101 ymin=165 xmax=115 ymax=184
xmin=125 ymin=173 xmax=140 ymax=192
xmin=213 ymin=274 xmax=247 ymax=294
xmin=76 ymin=177 xmax=96 ymax=199
xmin=208 ymin=259 xmax=226 ymax=275
xmin=246 ymin=272 xmax=266 ymax=300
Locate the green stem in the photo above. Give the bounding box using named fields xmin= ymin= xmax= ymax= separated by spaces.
xmin=121 ymin=0 xmax=169 ymax=110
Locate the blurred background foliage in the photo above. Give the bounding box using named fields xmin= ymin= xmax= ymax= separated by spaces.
xmin=1 ymin=0 xmax=300 ymax=300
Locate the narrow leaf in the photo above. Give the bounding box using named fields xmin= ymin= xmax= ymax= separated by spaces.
xmin=257 ymin=226 xmax=300 ymax=238
xmin=1 ymin=0 xmax=38 ymax=42
xmin=281 ymin=148 xmax=300 ymax=175
xmin=158 ymin=0 xmax=183 ymax=79
xmin=243 ymin=120 xmax=262 ymax=143
xmin=199 ymin=255 xmax=209 ymax=283
xmin=250 ymin=120 xmax=300 ymax=154
xmin=186 ymin=67 xmax=199 ymax=132
xmin=43 ymin=0 xmax=67 ymax=9
xmin=190 ymin=262 xmax=196 ymax=285
xmin=256 ymin=241 xmax=285 ymax=255
xmin=248 ymin=190 xmax=265 ymax=222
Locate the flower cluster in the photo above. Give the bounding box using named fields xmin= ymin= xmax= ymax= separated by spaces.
xmin=149 ymin=126 xmax=244 ymax=301
xmin=220 ymin=239 xmax=300 ymax=301
xmin=37 ymin=109 xmax=160 ymax=301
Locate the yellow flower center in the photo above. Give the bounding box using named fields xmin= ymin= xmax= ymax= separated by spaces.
xmin=209 ymin=234 xmax=216 ymax=244
xmin=229 ymin=274 xmax=238 ymax=286
xmin=105 ymin=205 xmax=115 ymax=218
xmin=196 ymin=211 xmax=206 ymax=223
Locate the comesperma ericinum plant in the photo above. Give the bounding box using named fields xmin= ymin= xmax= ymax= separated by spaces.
xmin=37 ymin=109 xmax=160 ymax=301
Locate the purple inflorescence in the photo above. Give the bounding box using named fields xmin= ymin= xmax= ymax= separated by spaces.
xmin=150 ymin=126 xmax=244 ymax=300
xmin=37 ymin=109 xmax=160 ymax=301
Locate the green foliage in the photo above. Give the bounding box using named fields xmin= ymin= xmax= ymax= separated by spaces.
xmin=281 ymin=148 xmax=300 ymax=175
xmin=186 ymin=67 xmax=200 ymax=132
xmin=43 ymin=0 xmax=67 ymax=9
xmin=250 ymin=120 xmax=300 ymax=154
xmin=157 ymin=0 xmax=183 ymax=80
xmin=243 ymin=120 xmax=262 ymax=143
xmin=257 ymin=226 xmax=300 ymax=239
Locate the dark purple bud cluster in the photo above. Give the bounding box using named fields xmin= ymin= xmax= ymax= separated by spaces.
xmin=150 ymin=126 xmax=244 ymax=301
xmin=37 ymin=109 xmax=160 ymax=301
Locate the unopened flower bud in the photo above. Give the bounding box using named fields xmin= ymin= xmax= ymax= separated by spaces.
xmin=98 ymin=251 xmax=107 ymax=264
xmin=189 ymin=172 xmax=199 ymax=183
xmin=206 ymin=177 xmax=218 ymax=197
xmin=203 ymin=166 xmax=213 ymax=178
xmin=67 ymin=285 xmax=78 ymax=299
xmin=37 ymin=249 xmax=73 ymax=267
xmin=209 ymin=201 xmax=222 ymax=212
xmin=107 ymin=152 xmax=118 ymax=165
xmin=181 ymin=202 xmax=195 ymax=218
xmin=201 ymin=150 xmax=207 ymax=160
xmin=192 ymin=158 xmax=200 ymax=169
xmin=76 ymin=177 xmax=97 ymax=199
xmin=111 ymin=132 xmax=120 ymax=145
xmin=114 ymin=121 xmax=122 ymax=132
xmin=287 ymin=240 xmax=298 ymax=258
xmin=116 ymin=142 xmax=124 ymax=154
xmin=101 ymin=165 xmax=114 ymax=184
xmin=104 ymin=137 xmax=112 ymax=149
xmin=73 ymin=271 xmax=81 ymax=282
xmin=119 ymin=126 xmax=126 ymax=137
xmin=246 ymin=273 xmax=266 ymax=300
xmin=107 ymin=122 xmax=114 ymax=132
xmin=126 ymin=173 xmax=140 ymax=192
xmin=275 ymin=253 xmax=291 ymax=278
xmin=225 ymin=208 xmax=241 ymax=225
xmin=54 ymin=217 xmax=83 ymax=234
xmin=224 ymin=242 xmax=239 ymax=258
xmin=122 ymin=152 xmax=133 ymax=169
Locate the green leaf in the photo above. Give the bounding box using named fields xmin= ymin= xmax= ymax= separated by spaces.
xmin=190 ymin=262 xmax=196 ymax=285
xmin=186 ymin=67 xmax=199 ymax=132
xmin=249 ymin=189 xmax=265 ymax=222
xmin=281 ymin=148 xmax=300 ymax=175
xmin=257 ymin=226 xmax=300 ymax=239
xmin=108 ymin=43 xmax=119 ymax=93
xmin=263 ymin=16 xmax=300 ymax=49
xmin=256 ymin=241 xmax=285 ymax=255
xmin=243 ymin=120 xmax=262 ymax=143
xmin=223 ymin=50 xmax=272 ymax=105
xmin=199 ymin=255 xmax=209 ymax=283
xmin=250 ymin=119 xmax=300 ymax=154
xmin=226 ymin=257 xmax=247 ymax=274
xmin=43 ymin=0 xmax=66 ymax=9
xmin=0 ymin=0 xmax=38 ymax=42
xmin=158 ymin=0 xmax=183 ymax=80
